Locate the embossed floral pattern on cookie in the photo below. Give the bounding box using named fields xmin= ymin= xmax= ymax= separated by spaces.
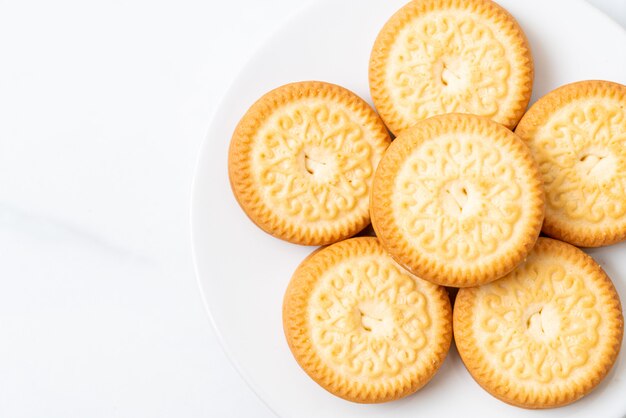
xmin=370 ymin=0 xmax=533 ymax=135
xmin=229 ymin=82 xmax=391 ymax=245
xmin=255 ymin=101 xmax=374 ymax=222
xmin=479 ymin=263 xmax=599 ymax=382
xmin=516 ymin=80 xmax=626 ymax=247
xmin=388 ymin=14 xmax=509 ymax=123
xmin=454 ymin=238 xmax=624 ymax=408
xmin=311 ymin=258 xmax=431 ymax=378
xmin=283 ymin=237 xmax=452 ymax=403
xmin=371 ymin=114 xmax=544 ymax=287
xmin=394 ymin=134 xmax=522 ymax=261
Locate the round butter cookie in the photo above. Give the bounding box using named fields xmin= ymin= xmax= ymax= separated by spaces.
xmin=369 ymin=0 xmax=533 ymax=135
xmin=454 ymin=238 xmax=624 ymax=409
xmin=229 ymin=81 xmax=391 ymax=245
xmin=283 ymin=237 xmax=452 ymax=403
xmin=371 ymin=114 xmax=544 ymax=287
xmin=515 ymin=80 xmax=626 ymax=247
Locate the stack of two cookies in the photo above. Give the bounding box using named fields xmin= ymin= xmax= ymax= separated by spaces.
xmin=228 ymin=0 xmax=624 ymax=409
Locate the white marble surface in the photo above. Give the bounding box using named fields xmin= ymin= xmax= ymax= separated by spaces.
xmin=0 ymin=1 xmax=624 ymax=417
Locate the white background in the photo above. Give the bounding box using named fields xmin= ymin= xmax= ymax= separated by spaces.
xmin=0 ymin=1 xmax=624 ymax=417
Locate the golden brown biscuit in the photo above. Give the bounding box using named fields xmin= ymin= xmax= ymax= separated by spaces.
xmin=371 ymin=114 xmax=544 ymax=287
xmin=454 ymin=238 xmax=624 ymax=409
xmin=283 ymin=237 xmax=452 ymax=403
xmin=515 ymin=80 xmax=626 ymax=247
xmin=369 ymin=0 xmax=533 ymax=135
xmin=229 ymin=81 xmax=391 ymax=245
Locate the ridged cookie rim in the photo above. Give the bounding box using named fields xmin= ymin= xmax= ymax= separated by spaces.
xmin=515 ymin=80 xmax=626 ymax=247
xmin=370 ymin=113 xmax=545 ymax=287
xmin=228 ymin=81 xmax=391 ymax=246
xmin=282 ymin=237 xmax=453 ymax=403
xmin=369 ymin=0 xmax=534 ymax=135
xmin=453 ymin=237 xmax=624 ymax=409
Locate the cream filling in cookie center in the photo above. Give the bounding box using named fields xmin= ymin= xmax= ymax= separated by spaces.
xmin=440 ymin=180 xmax=478 ymax=217
xmin=439 ymin=60 xmax=464 ymax=90
xmin=357 ymin=301 xmax=389 ymax=334
xmin=525 ymin=304 xmax=560 ymax=339
xmin=577 ymin=149 xmax=615 ymax=181
xmin=302 ymin=148 xmax=335 ymax=181
xmin=304 ymin=153 xmax=326 ymax=174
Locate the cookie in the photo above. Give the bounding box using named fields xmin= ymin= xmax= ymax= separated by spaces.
xmin=371 ymin=114 xmax=544 ymax=287
xmin=283 ymin=237 xmax=452 ymax=403
xmin=515 ymin=80 xmax=626 ymax=247
xmin=229 ymin=81 xmax=391 ymax=245
xmin=369 ymin=0 xmax=533 ymax=135
xmin=454 ymin=238 xmax=624 ymax=409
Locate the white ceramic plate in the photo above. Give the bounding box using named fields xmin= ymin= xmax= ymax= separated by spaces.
xmin=192 ymin=0 xmax=626 ymax=416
